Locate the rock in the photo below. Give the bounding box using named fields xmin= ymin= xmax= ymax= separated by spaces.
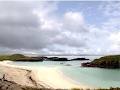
xmin=81 ymin=62 xmax=96 ymax=67
xmin=60 ymin=63 xmax=64 ymax=64
xmin=70 ymin=58 xmax=89 ymax=61
xmin=47 ymin=57 xmax=68 ymax=61
xmin=0 ymin=78 xmax=23 ymax=90
xmin=65 ymin=64 xmax=72 ymax=66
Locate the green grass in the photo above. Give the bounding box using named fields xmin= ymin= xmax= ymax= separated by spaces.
xmin=91 ymin=55 xmax=120 ymax=68
xmin=93 ymin=55 xmax=120 ymax=63
xmin=0 ymin=54 xmax=26 ymax=61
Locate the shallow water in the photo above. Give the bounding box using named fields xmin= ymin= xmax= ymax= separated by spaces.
xmin=9 ymin=56 xmax=120 ymax=88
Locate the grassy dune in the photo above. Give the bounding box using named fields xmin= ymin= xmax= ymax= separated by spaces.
xmin=0 ymin=54 xmax=26 ymax=61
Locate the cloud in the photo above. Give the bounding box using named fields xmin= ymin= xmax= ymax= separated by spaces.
xmin=0 ymin=1 xmax=59 ymax=50
xmin=100 ymin=1 xmax=120 ymax=17
xmin=64 ymin=12 xmax=84 ymax=27
xmin=0 ymin=1 xmax=120 ymax=54
xmin=51 ymin=11 xmax=88 ymax=48
xmin=0 ymin=1 xmax=89 ymax=54
xmin=63 ymin=11 xmax=88 ymax=33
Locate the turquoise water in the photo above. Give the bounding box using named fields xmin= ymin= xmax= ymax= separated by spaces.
xmin=9 ymin=56 xmax=120 ymax=88
xmin=60 ymin=66 xmax=120 ymax=88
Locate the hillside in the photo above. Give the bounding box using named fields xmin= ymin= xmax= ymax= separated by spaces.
xmin=0 ymin=54 xmax=26 ymax=61
xmin=82 ymin=55 xmax=120 ymax=68
xmin=0 ymin=54 xmax=43 ymax=61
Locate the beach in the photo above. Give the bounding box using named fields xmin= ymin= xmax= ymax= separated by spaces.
xmin=0 ymin=61 xmax=89 ymax=90
xmin=32 ymin=67 xmax=89 ymax=89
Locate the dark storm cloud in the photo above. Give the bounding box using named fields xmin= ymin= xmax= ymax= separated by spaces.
xmin=0 ymin=1 xmax=51 ymax=50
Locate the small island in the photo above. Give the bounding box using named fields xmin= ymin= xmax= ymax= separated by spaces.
xmin=47 ymin=57 xmax=89 ymax=61
xmin=82 ymin=55 xmax=120 ymax=69
xmin=47 ymin=57 xmax=68 ymax=61
xmin=70 ymin=58 xmax=89 ymax=61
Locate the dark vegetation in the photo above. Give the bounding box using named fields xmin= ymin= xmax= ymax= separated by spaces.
xmin=82 ymin=55 xmax=120 ymax=68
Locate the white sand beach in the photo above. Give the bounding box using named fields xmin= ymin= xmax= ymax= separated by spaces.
xmin=0 ymin=61 xmax=90 ymax=89
xmin=32 ymin=67 xmax=89 ymax=89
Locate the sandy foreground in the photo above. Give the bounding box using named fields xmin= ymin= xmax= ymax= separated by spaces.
xmin=33 ymin=67 xmax=90 ymax=89
xmin=0 ymin=61 xmax=91 ymax=89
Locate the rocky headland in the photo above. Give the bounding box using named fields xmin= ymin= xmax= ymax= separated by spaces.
xmin=82 ymin=55 xmax=120 ymax=69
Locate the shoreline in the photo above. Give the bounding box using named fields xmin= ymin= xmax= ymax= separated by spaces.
xmin=0 ymin=61 xmax=91 ymax=89
xmin=33 ymin=67 xmax=90 ymax=89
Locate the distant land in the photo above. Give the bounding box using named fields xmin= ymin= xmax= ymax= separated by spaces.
xmin=28 ymin=54 xmax=106 ymax=56
xmin=0 ymin=54 xmax=89 ymax=61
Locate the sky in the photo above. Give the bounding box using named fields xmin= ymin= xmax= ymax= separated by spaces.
xmin=0 ymin=1 xmax=120 ymax=55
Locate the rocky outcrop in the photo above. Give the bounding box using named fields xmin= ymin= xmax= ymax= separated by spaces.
xmin=70 ymin=58 xmax=89 ymax=61
xmin=0 ymin=74 xmax=22 ymax=90
xmin=0 ymin=77 xmax=52 ymax=90
xmin=47 ymin=57 xmax=68 ymax=61
xmin=81 ymin=62 xmax=97 ymax=67
xmin=47 ymin=57 xmax=89 ymax=61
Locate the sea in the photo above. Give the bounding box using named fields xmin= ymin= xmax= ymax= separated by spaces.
xmin=9 ymin=55 xmax=120 ymax=88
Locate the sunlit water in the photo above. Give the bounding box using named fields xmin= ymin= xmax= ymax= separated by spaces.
xmin=9 ymin=56 xmax=120 ymax=88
